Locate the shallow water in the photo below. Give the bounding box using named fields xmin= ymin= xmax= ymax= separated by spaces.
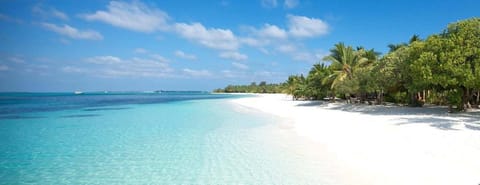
xmin=0 ymin=92 xmax=335 ymax=184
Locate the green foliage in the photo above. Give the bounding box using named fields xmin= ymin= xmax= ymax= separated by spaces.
xmin=214 ymin=82 xmax=283 ymax=93
xmin=214 ymin=18 xmax=480 ymax=111
xmin=305 ymin=63 xmax=332 ymax=99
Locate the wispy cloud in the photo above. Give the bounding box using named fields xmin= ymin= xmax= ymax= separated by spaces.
xmin=219 ymin=51 xmax=248 ymax=61
xmin=232 ymin=62 xmax=249 ymax=70
xmin=134 ymin=48 xmax=148 ymax=54
xmin=40 ymin=22 xmax=103 ymax=40
xmin=221 ymin=69 xmax=247 ymax=78
xmin=86 ymin=56 xmax=122 ymax=64
xmin=59 ymin=38 xmax=71 ymax=45
xmin=220 ymin=0 xmax=229 ymax=6
xmin=150 ymin=54 xmax=170 ymax=63
xmin=174 ymin=22 xmax=239 ymax=51
xmin=8 ymin=56 xmax=25 ymax=63
xmin=276 ymin=44 xmax=297 ymax=53
xmin=0 ymin=14 xmax=23 ymax=24
xmin=287 ymin=14 xmax=328 ymax=38
xmin=32 ymin=4 xmax=69 ymax=20
xmin=0 ymin=64 xmax=9 ymax=71
xmin=284 ymin=0 xmax=299 ymax=9
xmin=182 ymin=68 xmax=212 ymax=77
xmin=261 ymin=0 xmax=278 ymax=8
xmin=174 ymin=50 xmax=197 ymax=60
xmin=62 ymin=66 xmax=88 ymax=73
xmin=276 ymin=44 xmax=326 ymax=63
xmin=82 ymin=1 xmax=170 ymax=32
xmin=240 ymin=37 xmax=269 ymax=47
xmin=66 ymin=55 xmax=174 ymax=78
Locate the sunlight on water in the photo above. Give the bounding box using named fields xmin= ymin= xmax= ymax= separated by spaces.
xmin=0 ymin=93 xmax=336 ymax=184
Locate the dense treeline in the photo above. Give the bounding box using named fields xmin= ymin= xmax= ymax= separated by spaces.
xmin=213 ymin=81 xmax=284 ymax=93
xmin=216 ymin=18 xmax=480 ymax=112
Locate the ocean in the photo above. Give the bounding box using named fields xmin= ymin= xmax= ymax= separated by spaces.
xmin=0 ymin=92 xmax=333 ymax=184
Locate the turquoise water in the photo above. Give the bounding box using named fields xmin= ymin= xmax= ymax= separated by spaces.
xmin=0 ymin=92 xmax=334 ymax=184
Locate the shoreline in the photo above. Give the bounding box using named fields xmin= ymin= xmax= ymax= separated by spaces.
xmin=231 ymin=94 xmax=480 ymax=185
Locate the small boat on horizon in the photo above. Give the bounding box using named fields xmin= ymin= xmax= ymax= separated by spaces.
xmin=74 ymin=91 xmax=83 ymax=95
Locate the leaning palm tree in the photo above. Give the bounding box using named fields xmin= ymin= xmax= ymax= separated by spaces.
xmin=322 ymin=42 xmax=368 ymax=89
xmin=323 ymin=42 xmax=369 ymax=88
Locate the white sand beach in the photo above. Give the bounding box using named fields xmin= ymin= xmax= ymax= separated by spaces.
xmin=232 ymin=94 xmax=480 ymax=185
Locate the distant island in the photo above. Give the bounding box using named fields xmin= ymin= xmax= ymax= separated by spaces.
xmin=215 ymin=17 xmax=480 ymax=112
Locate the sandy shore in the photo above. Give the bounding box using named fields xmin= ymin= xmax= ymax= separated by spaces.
xmin=232 ymin=94 xmax=480 ymax=185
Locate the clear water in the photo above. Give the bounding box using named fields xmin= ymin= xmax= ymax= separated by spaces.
xmin=0 ymin=92 xmax=336 ymax=184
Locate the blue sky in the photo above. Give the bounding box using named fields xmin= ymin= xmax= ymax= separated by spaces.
xmin=0 ymin=0 xmax=478 ymax=92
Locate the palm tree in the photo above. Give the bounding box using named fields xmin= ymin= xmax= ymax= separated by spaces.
xmin=285 ymin=75 xmax=300 ymax=100
xmin=307 ymin=63 xmax=331 ymax=100
xmin=409 ymin=34 xmax=421 ymax=43
xmin=387 ymin=43 xmax=407 ymax=52
xmin=322 ymin=42 xmax=368 ymax=89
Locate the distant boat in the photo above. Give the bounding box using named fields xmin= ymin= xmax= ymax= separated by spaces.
xmin=74 ymin=91 xmax=83 ymax=95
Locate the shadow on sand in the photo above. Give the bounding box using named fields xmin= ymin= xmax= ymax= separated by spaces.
xmin=295 ymin=100 xmax=480 ymax=131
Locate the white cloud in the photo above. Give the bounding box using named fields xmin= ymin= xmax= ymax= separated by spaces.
xmin=292 ymin=52 xmax=315 ymax=62
xmin=0 ymin=64 xmax=9 ymax=71
xmin=75 ymin=55 xmax=174 ymax=78
xmin=287 ymin=14 xmax=328 ymax=38
xmin=41 ymin=22 xmax=103 ymax=40
xmin=221 ymin=69 xmax=246 ymax=78
xmin=174 ymin=22 xmax=239 ymax=50
xmin=291 ymin=51 xmax=325 ymax=63
xmin=255 ymin=70 xmax=275 ymax=77
xmin=240 ymin=37 xmax=269 ymax=47
xmin=284 ymin=0 xmax=299 ymax=9
xmin=174 ymin=50 xmax=197 ymax=60
xmin=256 ymin=24 xmax=288 ymax=39
xmin=8 ymin=56 xmax=25 ymax=63
xmin=62 ymin=66 xmax=88 ymax=73
xmin=261 ymin=0 xmax=278 ymax=8
xmin=134 ymin=48 xmax=148 ymax=54
xmin=150 ymin=54 xmax=170 ymax=63
xmin=221 ymin=70 xmax=236 ymax=78
xmin=276 ymin=43 xmax=326 ymax=63
xmin=232 ymin=62 xmax=249 ymax=70
xmin=276 ymin=44 xmax=297 ymax=53
xmin=32 ymin=4 xmax=69 ymax=20
xmin=219 ymin=51 xmax=248 ymax=61
xmin=252 ymin=70 xmax=286 ymax=82
xmin=86 ymin=56 xmax=121 ymax=64
xmin=51 ymin=9 xmax=69 ymax=20
xmin=182 ymin=68 xmax=212 ymax=77
xmin=82 ymin=1 xmax=170 ymax=32
xmin=259 ymin=48 xmax=270 ymax=55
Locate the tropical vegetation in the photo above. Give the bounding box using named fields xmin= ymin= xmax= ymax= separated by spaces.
xmin=215 ymin=18 xmax=480 ymax=112
xmin=213 ymin=81 xmax=283 ymax=93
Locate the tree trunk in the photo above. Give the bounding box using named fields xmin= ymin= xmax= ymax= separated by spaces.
xmin=381 ymin=89 xmax=384 ymax=104
xmin=410 ymin=92 xmax=417 ymax=107
xmin=465 ymin=88 xmax=471 ymax=109
xmin=423 ymin=90 xmax=426 ymax=103
xmin=376 ymin=90 xmax=381 ymax=105
xmin=476 ymin=91 xmax=480 ymax=106
xmin=331 ymin=91 xmax=336 ymax=102
xmin=459 ymin=86 xmax=469 ymax=111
